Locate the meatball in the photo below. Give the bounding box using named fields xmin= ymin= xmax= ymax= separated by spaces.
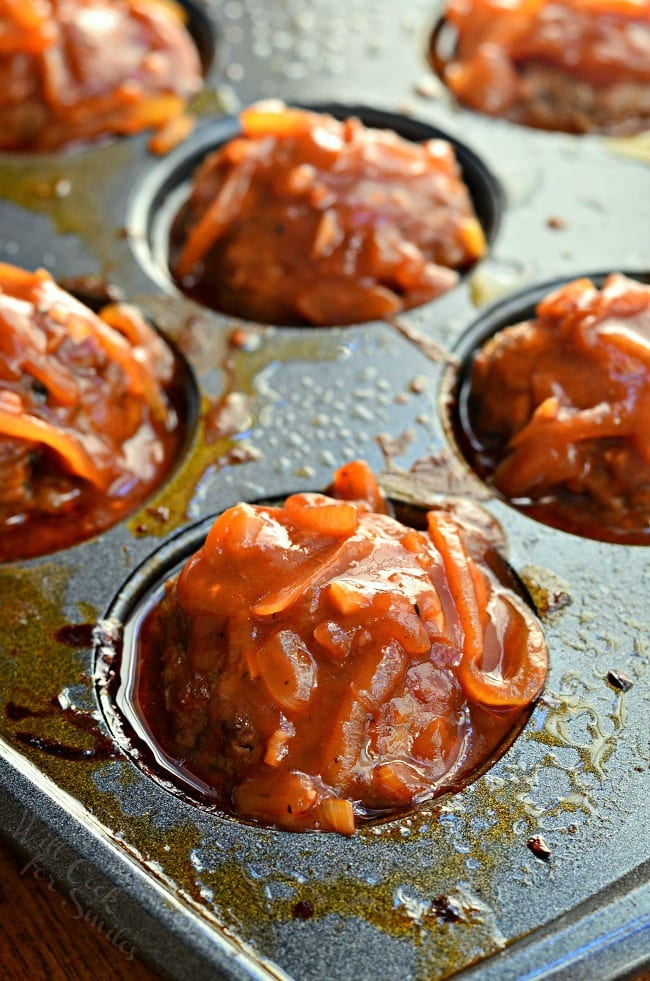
xmin=432 ymin=0 xmax=650 ymax=135
xmin=459 ymin=274 xmax=650 ymax=544
xmin=172 ymin=102 xmax=486 ymax=326
xmin=0 ymin=0 xmax=201 ymax=151
xmin=0 ymin=263 xmax=183 ymax=559
xmin=131 ymin=462 xmax=547 ymax=833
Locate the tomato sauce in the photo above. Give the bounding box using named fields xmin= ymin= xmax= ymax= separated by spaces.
xmin=458 ymin=274 xmax=650 ymax=545
xmin=171 ymin=103 xmax=486 ymax=326
xmin=431 ymin=0 xmax=650 ymax=134
xmin=0 ymin=0 xmax=201 ymax=152
xmin=0 ymin=263 xmax=185 ymax=561
xmin=128 ymin=462 xmax=547 ymax=834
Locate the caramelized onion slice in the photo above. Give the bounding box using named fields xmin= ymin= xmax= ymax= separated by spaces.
xmin=457 ymin=592 xmax=548 ymax=708
xmin=0 ymin=392 xmax=108 ymax=489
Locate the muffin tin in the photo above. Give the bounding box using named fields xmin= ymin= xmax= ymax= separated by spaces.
xmin=0 ymin=1 xmax=649 ymax=978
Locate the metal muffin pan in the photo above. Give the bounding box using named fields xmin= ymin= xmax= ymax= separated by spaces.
xmin=0 ymin=0 xmax=648 ymax=978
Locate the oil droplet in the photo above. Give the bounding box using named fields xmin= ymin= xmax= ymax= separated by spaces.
xmin=469 ymin=258 xmax=528 ymax=308
xmin=606 ymin=132 xmax=650 ymax=166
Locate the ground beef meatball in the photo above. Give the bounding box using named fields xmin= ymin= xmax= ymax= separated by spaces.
xmin=129 ymin=461 xmax=547 ymax=833
xmin=172 ymin=102 xmax=486 ymax=326
xmin=458 ymin=274 xmax=650 ymax=544
xmin=0 ymin=0 xmax=201 ymax=151
xmin=0 ymin=262 xmax=184 ymax=560
xmin=431 ymin=0 xmax=650 ymax=135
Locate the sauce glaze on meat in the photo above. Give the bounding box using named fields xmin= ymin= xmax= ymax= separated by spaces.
xmin=0 ymin=263 xmax=185 ymax=561
xmin=0 ymin=0 xmax=201 ymax=151
xmin=431 ymin=0 xmax=650 ymax=135
xmin=171 ymin=102 xmax=486 ymax=326
xmin=457 ymin=274 xmax=650 ymax=544
xmin=128 ymin=462 xmax=547 ymax=834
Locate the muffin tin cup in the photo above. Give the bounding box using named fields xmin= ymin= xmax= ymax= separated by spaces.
xmin=0 ymin=0 xmax=649 ymax=978
xmin=95 ymin=494 xmax=543 ymax=831
xmin=0 ymin=327 xmax=200 ymax=565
